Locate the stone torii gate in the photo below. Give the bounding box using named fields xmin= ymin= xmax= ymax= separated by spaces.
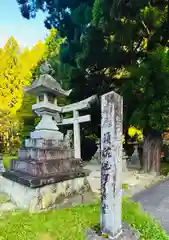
xmin=59 ymin=95 xmax=96 ymax=159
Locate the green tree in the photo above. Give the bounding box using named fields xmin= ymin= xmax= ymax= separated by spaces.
xmin=17 ymin=94 xmax=36 ymax=138
xmin=122 ymin=48 xmax=169 ymax=173
xmin=17 ymin=0 xmax=93 ymax=40
xmin=0 ymin=36 xmax=46 ymax=150
xmin=92 ymin=1 xmax=169 ymax=173
xmin=18 ymin=28 xmax=65 ymax=139
xmin=16 ymin=0 xmax=169 ymax=173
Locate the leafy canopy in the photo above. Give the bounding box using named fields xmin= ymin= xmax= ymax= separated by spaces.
xmin=16 ymin=0 xmax=169 ymax=135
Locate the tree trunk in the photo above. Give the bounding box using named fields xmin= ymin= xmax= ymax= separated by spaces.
xmin=143 ymin=133 xmax=161 ymax=175
xmin=142 ymin=132 xmax=161 ymax=175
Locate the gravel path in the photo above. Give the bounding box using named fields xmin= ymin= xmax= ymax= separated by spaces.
xmin=133 ymin=179 xmax=169 ymax=234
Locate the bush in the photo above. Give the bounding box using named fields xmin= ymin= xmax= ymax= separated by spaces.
xmin=3 ymin=155 xmax=17 ymax=169
xmin=160 ymin=162 xmax=169 ymax=176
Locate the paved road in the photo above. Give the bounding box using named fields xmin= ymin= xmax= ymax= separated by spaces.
xmin=85 ymin=163 xmax=169 ymax=234
xmin=133 ymin=179 xmax=169 ymax=234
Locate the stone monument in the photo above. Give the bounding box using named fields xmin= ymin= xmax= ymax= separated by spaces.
xmin=101 ymin=91 xmax=123 ymax=238
xmin=86 ymin=91 xmax=138 ymax=239
xmin=127 ymin=142 xmax=141 ymax=170
xmin=1 ymin=62 xmax=91 ymax=211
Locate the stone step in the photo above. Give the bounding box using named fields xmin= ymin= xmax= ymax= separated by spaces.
xmin=18 ymin=148 xmax=74 ymax=161
xmin=13 ymin=158 xmax=83 ymax=177
xmin=2 ymin=170 xmax=89 ymax=188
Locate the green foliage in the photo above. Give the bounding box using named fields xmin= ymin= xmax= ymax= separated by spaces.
xmin=17 ymin=29 xmax=65 ymax=139
xmin=127 ymin=126 xmax=143 ymax=142
xmin=121 ymin=48 xmax=169 ymax=133
xmin=122 ymin=183 xmax=129 ymax=190
xmin=92 ymin=0 xmax=104 ymax=27
xmin=0 ymin=36 xmax=46 ymax=152
xmin=16 ymin=0 xmax=169 ymax=141
xmin=3 ymin=155 xmax=17 ymax=169
xmin=0 ymin=111 xmax=22 ymax=154
xmin=160 ymin=162 xmax=169 ymax=176
xmin=71 ymin=4 xmax=92 ymax=26
xmin=17 ymin=94 xmax=36 ymax=138
xmin=17 ymin=0 xmax=93 ymax=41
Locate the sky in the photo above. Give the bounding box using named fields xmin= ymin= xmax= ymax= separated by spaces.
xmin=0 ymin=1 xmax=48 ymax=49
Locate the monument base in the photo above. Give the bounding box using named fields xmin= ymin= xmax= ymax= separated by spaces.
xmin=31 ymin=129 xmax=64 ymax=140
xmin=2 ymin=169 xmax=89 ymax=188
xmin=86 ymin=223 xmax=139 ymax=240
xmin=0 ymin=171 xmax=90 ymax=212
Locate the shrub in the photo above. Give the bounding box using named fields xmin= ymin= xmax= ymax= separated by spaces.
xmin=3 ymin=155 xmax=17 ymax=169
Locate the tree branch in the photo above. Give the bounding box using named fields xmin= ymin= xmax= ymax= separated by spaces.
xmin=141 ymin=20 xmax=151 ymax=37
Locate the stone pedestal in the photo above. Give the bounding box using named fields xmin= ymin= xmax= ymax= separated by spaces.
xmin=0 ymin=175 xmax=90 ymax=212
xmin=31 ymin=129 xmax=63 ymax=141
xmin=3 ymin=138 xmax=88 ymax=189
xmin=2 ymin=137 xmax=90 ymax=211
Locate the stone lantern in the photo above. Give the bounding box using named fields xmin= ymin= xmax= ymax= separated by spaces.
xmin=24 ymin=62 xmax=71 ymax=141
xmin=127 ymin=141 xmax=141 ymax=169
xmin=2 ymin=62 xmax=87 ymax=192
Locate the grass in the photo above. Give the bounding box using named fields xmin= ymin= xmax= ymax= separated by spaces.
xmin=122 ymin=197 xmax=168 ymax=240
xmin=122 ymin=183 xmax=129 ymax=190
xmin=0 ymin=156 xmax=168 ymax=239
xmin=0 ymin=198 xmax=168 ymax=240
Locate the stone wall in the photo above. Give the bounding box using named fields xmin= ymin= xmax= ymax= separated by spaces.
xmin=0 ymin=176 xmax=90 ymax=212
